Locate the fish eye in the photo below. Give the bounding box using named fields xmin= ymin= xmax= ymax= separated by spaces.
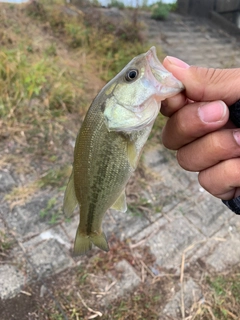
xmin=125 ymin=69 xmax=138 ymax=82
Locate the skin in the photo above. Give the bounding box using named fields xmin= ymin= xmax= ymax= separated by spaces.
xmin=161 ymin=56 xmax=240 ymax=200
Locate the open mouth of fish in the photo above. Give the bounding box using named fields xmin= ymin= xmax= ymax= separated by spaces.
xmin=145 ymin=46 xmax=184 ymax=99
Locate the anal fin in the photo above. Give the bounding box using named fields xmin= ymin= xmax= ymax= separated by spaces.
xmin=111 ymin=190 xmax=127 ymax=213
xmin=63 ymin=170 xmax=78 ymax=216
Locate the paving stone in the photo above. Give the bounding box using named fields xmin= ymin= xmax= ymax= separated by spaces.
xmin=203 ymin=215 xmax=240 ymax=272
xmin=22 ymin=225 xmax=71 ymax=250
xmin=0 ymin=265 xmax=26 ymax=299
xmin=184 ymin=194 xmax=233 ymax=236
xmin=62 ymin=214 xmax=79 ymax=243
xmin=101 ymin=208 xmax=150 ymax=241
xmin=2 ymin=192 xmax=60 ymax=241
xmin=99 ymin=259 xmax=141 ymax=305
xmin=143 ymin=145 xmax=195 ymax=192
xmin=142 ymin=146 xmax=196 ymax=213
xmin=24 ymin=238 xmax=74 ymax=277
xmin=133 ymin=216 xmax=204 ymax=270
xmin=147 ymin=12 xmax=240 ymax=68
xmin=206 ymin=238 xmax=240 ymax=272
xmin=143 ymin=145 xmax=171 ymax=173
xmin=162 ymin=278 xmax=202 ymax=318
xmin=0 ymin=170 xmax=16 ymax=193
xmin=132 ymin=216 xmax=168 ymax=243
xmin=188 ymin=215 xmax=240 ymax=270
xmin=0 ymin=246 xmax=36 ymax=299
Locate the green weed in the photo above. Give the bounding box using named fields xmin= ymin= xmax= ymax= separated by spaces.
xmin=39 ymin=197 xmax=62 ymax=225
xmin=193 ymin=272 xmax=240 ymax=319
xmin=151 ymin=1 xmax=177 ymax=20
xmin=0 ymin=49 xmax=79 ymax=123
xmin=38 ymin=166 xmax=72 ymax=189
xmin=109 ymin=0 xmax=125 ymax=9
xmin=39 ymin=197 xmax=57 ymax=218
xmin=128 ymin=196 xmax=153 ymax=217
xmin=207 ymin=275 xmax=227 ymax=296
xmin=0 ymin=231 xmax=13 ymax=253
xmin=49 ymin=213 xmax=61 ymax=225
xmin=44 ymin=44 xmax=57 ymax=57
xmin=49 ymin=314 xmax=64 ymax=320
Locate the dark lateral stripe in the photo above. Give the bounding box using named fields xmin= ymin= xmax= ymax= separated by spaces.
xmin=86 ymin=149 xmax=110 ymax=234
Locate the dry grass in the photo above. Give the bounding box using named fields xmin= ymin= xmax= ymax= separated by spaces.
xmin=192 ymin=271 xmax=240 ymax=320
xmin=0 ymin=0 xmax=153 ymax=176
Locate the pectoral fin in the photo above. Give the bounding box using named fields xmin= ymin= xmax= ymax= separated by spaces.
xmin=127 ymin=140 xmax=139 ymax=169
xmin=111 ymin=190 xmax=127 ymax=213
xmin=63 ymin=171 xmax=78 ymax=216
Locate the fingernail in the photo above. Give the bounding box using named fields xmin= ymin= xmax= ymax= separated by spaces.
xmin=233 ymin=130 xmax=240 ymax=146
xmin=165 ymin=56 xmax=190 ymax=69
xmin=198 ymin=101 xmax=227 ymax=123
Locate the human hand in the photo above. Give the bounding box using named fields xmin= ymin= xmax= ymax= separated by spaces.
xmin=161 ymin=56 xmax=240 ymax=202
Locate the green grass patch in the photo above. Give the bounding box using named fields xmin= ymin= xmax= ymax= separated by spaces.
xmin=151 ymin=1 xmax=177 ymax=20
xmin=0 ymin=48 xmax=79 ymax=123
xmin=0 ymin=230 xmax=14 ymax=254
xmin=108 ymin=0 xmax=125 ymax=9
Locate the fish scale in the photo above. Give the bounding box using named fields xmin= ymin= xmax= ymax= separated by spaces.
xmin=63 ymin=46 xmax=184 ymax=255
xmin=74 ymin=104 xmax=131 ymax=235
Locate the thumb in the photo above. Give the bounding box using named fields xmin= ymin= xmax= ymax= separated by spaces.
xmin=163 ymin=56 xmax=240 ymax=106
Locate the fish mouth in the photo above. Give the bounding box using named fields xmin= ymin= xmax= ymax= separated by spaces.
xmin=146 ymin=46 xmax=184 ymax=98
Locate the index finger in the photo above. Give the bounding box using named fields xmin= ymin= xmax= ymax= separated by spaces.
xmin=161 ymin=92 xmax=189 ymax=117
xmin=163 ymin=56 xmax=240 ymax=106
xmin=161 ymin=56 xmax=190 ymax=117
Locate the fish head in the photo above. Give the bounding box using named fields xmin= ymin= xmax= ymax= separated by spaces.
xmin=102 ymin=46 xmax=184 ymax=132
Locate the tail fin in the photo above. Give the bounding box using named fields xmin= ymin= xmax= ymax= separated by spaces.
xmin=73 ymin=227 xmax=109 ymax=255
xmin=90 ymin=232 xmax=109 ymax=252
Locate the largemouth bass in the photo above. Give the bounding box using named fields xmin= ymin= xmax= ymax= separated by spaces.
xmin=64 ymin=47 xmax=184 ymax=255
